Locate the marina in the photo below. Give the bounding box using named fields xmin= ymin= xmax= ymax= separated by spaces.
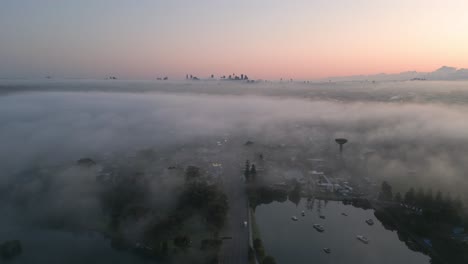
xmin=255 ymin=198 xmax=430 ymax=264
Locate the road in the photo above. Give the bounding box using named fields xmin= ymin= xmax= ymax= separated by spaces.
xmin=218 ymin=160 xmax=249 ymax=264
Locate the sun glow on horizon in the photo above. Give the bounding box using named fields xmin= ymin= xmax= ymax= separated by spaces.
xmin=1 ymin=0 xmax=468 ymax=79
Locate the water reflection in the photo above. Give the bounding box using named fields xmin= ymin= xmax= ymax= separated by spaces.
xmin=255 ymin=199 xmax=430 ymax=264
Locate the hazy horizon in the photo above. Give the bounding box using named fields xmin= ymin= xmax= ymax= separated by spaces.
xmin=2 ymin=0 xmax=468 ymax=79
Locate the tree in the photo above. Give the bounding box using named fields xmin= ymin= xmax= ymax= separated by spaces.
xmin=262 ymin=256 xmax=277 ymax=264
xmin=253 ymin=239 xmax=265 ymax=260
xmin=423 ymin=188 xmax=433 ymax=208
xmin=248 ymin=246 xmax=255 ymax=263
xmin=185 ymin=166 xmax=201 ymax=182
xmin=453 ymin=196 xmax=463 ymax=210
xmin=415 ymin=188 xmax=425 ymax=206
xmin=394 ymin=192 xmax=402 ymax=203
xmin=161 ymin=241 xmax=168 ymax=256
xmin=404 ymin=187 xmax=415 ymax=204
xmin=77 ymin=157 xmax=96 ymax=167
xmin=241 ymin=74 xmax=244 ymax=80
xmin=288 ymin=181 xmax=301 ymax=206
xmin=435 ymin=191 xmax=443 ymax=206
xmin=250 ymin=164 xmax=257 ymax=180
xmin=206 ymin=192 xmax=229 ymax=230
xmin=378 ymin=181 xmax=393 ymax=201
xmin=244 ymin=160 xmax=251 ymax=181
xmin=1 ymin=240 xmax=22 ymax=260
xmin=445 ymin=192 xmax=453 ymax=205
xmin=174 ymin=235 xmax=190 ymax=249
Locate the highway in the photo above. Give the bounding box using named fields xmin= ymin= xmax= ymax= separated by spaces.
xmin=218 ymin=160 xmax=249 ymax=264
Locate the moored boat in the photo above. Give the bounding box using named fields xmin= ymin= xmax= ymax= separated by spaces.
xmin=313 ymin=224 xmax=325 ymax=232
xmin=357 ymin=235 xmax=370 ymax=244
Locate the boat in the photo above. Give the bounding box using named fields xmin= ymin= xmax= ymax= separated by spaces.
xmin=341 ymin=213 xmax=348 ymax=216
xmin=319 ymin=215 xmax=326 ymax=219
xmin=292 ymin=216 xmax=298 ymax=221
xmin=313 ymin=224 xmax=325 ymax=232
xmin=323 ymin=248 xmax=331 ymax=254
xmin=356 ymin=235 xmax=370 ymax=244
xmin=365 ymin=219 xmax=374 ymax=225
xmin=134 ymin=242 xmax=154 ymax=254
xmin=301 ymin=211 xmax=305 ymax=216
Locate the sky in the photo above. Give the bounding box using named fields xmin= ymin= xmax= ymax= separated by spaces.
xmin=1 ymin=0 xmax=468 ymax=80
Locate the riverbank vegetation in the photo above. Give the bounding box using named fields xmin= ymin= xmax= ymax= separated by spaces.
xmin=247 ymin=186 xmax=288 ymax=210
xmin=99 ymin=161 xmax=228 ymax=263
xmin=253 ymin=238 xmax=277 ymax=264
xmin=376 ymin=182 xmax=468 ymax=264
xmin=249 ymin=196 xmax=278 ymax=264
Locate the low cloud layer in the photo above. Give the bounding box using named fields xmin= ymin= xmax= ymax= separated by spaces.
xmin=1 ymin=81 xmax=468 ymax=235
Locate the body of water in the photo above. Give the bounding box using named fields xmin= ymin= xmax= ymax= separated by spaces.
xmin=255 ymin=199 xmax=430 ymax=264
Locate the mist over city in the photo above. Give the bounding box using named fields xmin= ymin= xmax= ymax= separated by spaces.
xmin=2 ymin=1 xmax=468 ymax=264
xmin=0 ymin=79 xmax=467 ymax=263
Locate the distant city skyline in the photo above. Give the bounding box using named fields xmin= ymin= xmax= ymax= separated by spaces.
xmin=1 ymin=0 xmax=468 ymax=79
